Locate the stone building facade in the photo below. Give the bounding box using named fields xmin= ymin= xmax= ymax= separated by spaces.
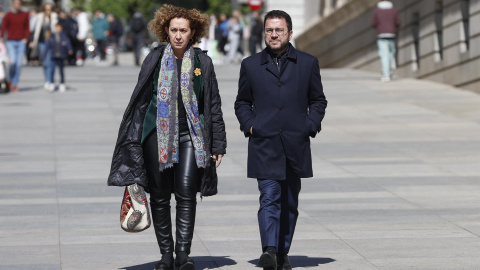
xmin=295 ymin=0 xmax=480 ymax=92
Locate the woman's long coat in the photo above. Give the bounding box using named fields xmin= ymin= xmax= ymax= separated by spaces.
xmin=107 ymin=45 xmax=227 ymax=197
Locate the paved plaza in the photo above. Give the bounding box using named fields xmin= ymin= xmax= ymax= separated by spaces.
xmin=1 ymin=56 xmax=480 ymax=269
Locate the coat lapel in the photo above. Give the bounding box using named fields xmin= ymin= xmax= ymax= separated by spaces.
xmin=260 ymin=50 xmax=279 ymax=78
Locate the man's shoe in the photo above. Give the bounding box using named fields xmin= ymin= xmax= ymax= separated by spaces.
xmin=175 ymin=258 xmax=194 ymax=270
xmin=277 ymin=254 xmax=292 ymax=270
xmin=155 ymin=261 xmax=174 ymax=270
xmin=258 ymin=250 xmax=277 ymax=270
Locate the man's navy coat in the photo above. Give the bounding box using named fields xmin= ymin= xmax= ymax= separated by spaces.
xmin=234 ymin=44 xmax=327 ymax=180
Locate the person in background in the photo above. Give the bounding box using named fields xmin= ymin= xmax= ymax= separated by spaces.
xmin=0 ymin=0 xmax=30 ymax=92
xmin=371 ymin=0 xmax=400 ymax=82
xmin=0 ymin=39 xmax=10 ymax=92
xmin=235 ymin=10 xmax=327 ymax=270
xmin=249 ymin=11 xmax=263 ymax=56
xmin=26 ymin=8 xmax=38 ymax=66
xmin=208 ymin=13 xmax=220 ymax=64
xmin=57 ymin=9 xmax=67 ymax=26
xmin=129 ymin=10 xmax=146 ymax=66
xmin=217 ymin=13 xmax=228 ymax=56
xmin=30 ymin=2 xmax=58 ymax=91
xmin=107 ymin=14 xmax=123 ymax=66
xmin=227 ymin=16 xmax=241 ymax=64
xmin=92 ymin=9 xmax=109 ymax=65
xmin=44 ymin=23 xmax=72 ymax=93
xmin=232 ymin=9 xmax=245 ymax=57
xmin=108 ymin=4 xmax=226 ymax=270
xmin=73 ymin=7 xmax=89 ymax=66
xmin=0 ymin=10 xmax=5 ymax=27
xmin=63 ymin=9 xmax=79 ymax=66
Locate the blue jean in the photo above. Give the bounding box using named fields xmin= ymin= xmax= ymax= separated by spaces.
xmin=6 ymin=40 xmax=26 ymax=87
xmin=38 ymin=42 xmax=53 ymax=83
xmin=377 ymin=38 xmax=396 ymax=77
xmin=257 ymin=163 xmax=301 ymax=255
xmin=50 ymin=58 xmax=65 ymax=84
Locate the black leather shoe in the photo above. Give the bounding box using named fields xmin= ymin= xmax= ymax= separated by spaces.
xmin=258 ymin=250 xmax=277 ymax=270
xmin=175 ymin=258 xmax=195 ymax=270
xmin=155 ymin=261 xmax=174 ymax=270
xmin=277 ymin=254 xmax=292 ymax=270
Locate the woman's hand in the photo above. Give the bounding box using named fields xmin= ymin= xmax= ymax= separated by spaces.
xmin=212 ymin=153 xmax=224 ymax=168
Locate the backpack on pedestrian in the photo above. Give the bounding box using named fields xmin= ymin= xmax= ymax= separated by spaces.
xmin=130 ymin=17 xmax=145 ymax=34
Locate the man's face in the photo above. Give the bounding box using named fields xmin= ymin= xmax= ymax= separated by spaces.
xmin=12 ymin=0 xmax=22 ymax=11
xmin=264 ymin=17 xmax=292 ymax=54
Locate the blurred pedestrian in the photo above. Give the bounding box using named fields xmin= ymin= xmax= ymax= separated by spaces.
xmin=63 ymin=9 xmax=79 ymax=65
xmin=371 ymin=0 xmax=400 ymax=82
xmin=216 ymin=13 xmax=228 ymax=55
xmin=57 ymin=9 xmax=67 ymax=26
xmin=207 ymin=13 xmax=221 ymax=64
xmin=107 ymin=14 xmax=123 ymax=66
xmin=227 ymin=16 xmax=241 ymax=63
xmin=26 ymin=8 xmax=38 ymax=66
xmin=30 ymin=2 xmax=58 ymax=90
xmin=44 ymin=23 xmax=72 ymax=92
xmin=0 ymin=10 xmax=4 ymax=27
xmin=73 ymin=7 xmax=89 ymax=66
xmin=234 ymin=10 xmax=327 ymax=270
xmin=0 ymin=39 xmax=9 ymax=92
xmin=108 ymin=4 xmax=226 ymax=270
xmin=249 ymin=11 xmax=263 ymax=56
xmin=129 ymin=10 xmax=146 ymax=66
xmin=232 ymin=9 xmax=245 ymax=57
xmin=0 ymin=0 xmax=30 ymax=92
xmin=92 ymin=9 xmax=109 ymax=65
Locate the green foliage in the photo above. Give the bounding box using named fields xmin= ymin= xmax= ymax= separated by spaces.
xmin=206 ymin=0 xmax=232 ymax=17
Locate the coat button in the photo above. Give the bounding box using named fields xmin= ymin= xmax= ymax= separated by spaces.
xmin=277 ymin=82 xmax=283 ymax=87
xmin=279 ymin=106 xmax=283 ymax=110
xmin=280 ymin=129 xmax=284 ymax=133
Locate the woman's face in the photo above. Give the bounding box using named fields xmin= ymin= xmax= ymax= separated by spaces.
xmin=165 ymin=17 xmax=195 ymax=55
xmin=44 ymin=4 xmax=53 ymax=15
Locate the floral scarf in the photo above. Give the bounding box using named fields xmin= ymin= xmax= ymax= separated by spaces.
xmin=156 ymin=44 xmax=206 ymax=171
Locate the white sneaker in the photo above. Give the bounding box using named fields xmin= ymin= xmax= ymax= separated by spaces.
xmin=44 ymin=82 xmax=51 ymax=90
xmin=59 ymin=84 xmax=66 ymax=93
xmin=47 ymin=83 xmax=55 ymax=92
xmin=380 ymin=76 xmax=391 ymax=83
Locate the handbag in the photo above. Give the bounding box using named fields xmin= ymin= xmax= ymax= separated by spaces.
xmin=120 ymin=184 xmax=151 ymax=232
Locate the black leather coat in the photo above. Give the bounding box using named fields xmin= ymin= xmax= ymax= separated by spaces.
xmin=107 ymin=45 xmax=227 ymax=197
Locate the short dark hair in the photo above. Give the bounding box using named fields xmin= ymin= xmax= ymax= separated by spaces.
xmin=263 ymin=10 xmax=292 ymax=31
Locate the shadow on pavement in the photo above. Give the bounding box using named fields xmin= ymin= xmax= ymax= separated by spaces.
xmin=249 ymin=255 xmax=335 ymax=268
xmin=120 ymin=256 xmax=237 ymax=270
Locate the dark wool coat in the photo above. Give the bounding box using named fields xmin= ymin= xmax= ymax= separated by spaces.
xmin=235 ymin=44 xmax=327 ymax=180
xmin=107 ymin=45 xmax=227 ymax=197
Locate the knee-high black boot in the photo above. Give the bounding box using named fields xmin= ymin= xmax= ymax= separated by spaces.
xmin=150 ymin=188 xmax=174 ymax=255
xmin=174 ymin=135 xmax=199 ymax=269
xmin=143 ymin=133 xmax=175 ymax=270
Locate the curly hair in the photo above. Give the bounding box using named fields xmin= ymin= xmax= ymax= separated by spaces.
xmin=148 ymin=4 xmax=209 ymax=44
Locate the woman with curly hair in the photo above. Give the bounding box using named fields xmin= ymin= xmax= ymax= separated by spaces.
xmin=107 ymin=5 xmax=227 ymax=270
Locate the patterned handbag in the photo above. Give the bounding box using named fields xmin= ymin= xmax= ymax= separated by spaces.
xmin=120 ymin=184 xmax=151 ymax=232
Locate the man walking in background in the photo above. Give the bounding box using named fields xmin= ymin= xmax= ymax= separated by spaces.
xmin=0 ymin=0 xmax=30 ymax=92
xmin=129 ymin=10 xmax=146 ymax=66
xmin=107 ymin=14 xmax=123 ymax=66
xmin=235 ymin=10 xmax=327 ymax=270
xmin=92 ymin=9 xmax=109 ymax=65
xmin=371 ymin=0 xmax=400 ymax=82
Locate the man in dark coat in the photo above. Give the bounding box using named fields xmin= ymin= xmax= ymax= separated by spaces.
xmin=234 ymin=10 xmax=327 ymax=270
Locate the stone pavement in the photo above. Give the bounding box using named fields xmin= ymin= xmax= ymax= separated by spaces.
xmin=0 ymin=57 xmax=480 ymax=270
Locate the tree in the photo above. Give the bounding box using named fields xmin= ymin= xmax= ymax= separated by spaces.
xmin=206 ymin=0 xmax=232 ymax=16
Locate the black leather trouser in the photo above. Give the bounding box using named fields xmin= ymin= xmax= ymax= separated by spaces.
xmin=143 ymin=132 xmax=200 ymax=255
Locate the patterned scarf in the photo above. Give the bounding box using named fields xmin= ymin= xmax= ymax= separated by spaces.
xmin=156 ymin=44 xmax=206 ymax=171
